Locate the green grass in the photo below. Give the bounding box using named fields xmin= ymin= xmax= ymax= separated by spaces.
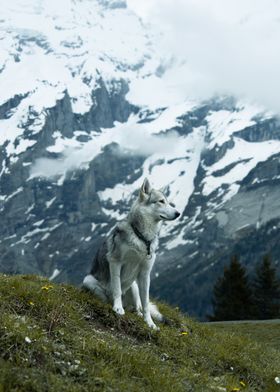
xmin=208 ymin=321 xmax=280 ymax=350
xmin=0 ymin=274 xmax=280 ymax=392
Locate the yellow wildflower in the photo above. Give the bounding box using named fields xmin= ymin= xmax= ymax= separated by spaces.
xmin=181 ymin=331 xmax=189 ymax=336
xmin=28 ymin=301 xmax=34 ymax=306
xmin=41 ymin=284 xmax=54 ymax=291
xmin=240 ymin=381 xmax=246 ymax=388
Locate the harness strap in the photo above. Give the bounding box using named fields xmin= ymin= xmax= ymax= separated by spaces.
xmin=131 ymin=222 xmax=152 ymax=255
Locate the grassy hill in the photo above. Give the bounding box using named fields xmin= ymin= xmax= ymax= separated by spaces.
xmin=0 ymin=274 xmax=279 ymax=392
xmin=207 ymin=320 xmax=280 ymax=350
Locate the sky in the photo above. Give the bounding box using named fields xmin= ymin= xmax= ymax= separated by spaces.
xmin=127 ymin=0 xmax=280 ymax=113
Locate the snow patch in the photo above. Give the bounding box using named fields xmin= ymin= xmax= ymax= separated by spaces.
xmin=203 ymin=138 xmax=280 ymax=197
xmin=206 ymin=104 xmax=262 ymax=148
xmin=165 ymin=227 xmax=188 ymax=250
xmin=46 ymin=197 xmax=56 ymax=208
xmin=4 ymin=187 xmax=23 ymax=202
xmin=49 ymin=268 xmax=61 ymax=281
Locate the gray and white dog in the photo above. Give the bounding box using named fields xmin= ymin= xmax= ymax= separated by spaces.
xmin=83 ymin=178 xmax=180 ymax=329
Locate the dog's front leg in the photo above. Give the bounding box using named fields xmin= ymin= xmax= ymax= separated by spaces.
xmin=130 ymin=281 xmax=142 ymax=316
xmin=109 ymin=262 xmax=125 ymax=315
xmin=138 ymin=269 xmax=158 ymax=330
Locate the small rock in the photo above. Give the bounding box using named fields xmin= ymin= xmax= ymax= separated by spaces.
xmin=160 ymin=353 xmax=169 ymax=361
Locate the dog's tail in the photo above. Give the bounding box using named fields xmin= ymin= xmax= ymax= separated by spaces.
xmin=149 ymin=302 xmax=163 ymax=322
xmin=82 ymin=274 xmax=108 ymax=302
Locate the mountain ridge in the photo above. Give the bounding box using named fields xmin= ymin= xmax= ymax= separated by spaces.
xmin=1 ymin=0 xmax=280 ymax=319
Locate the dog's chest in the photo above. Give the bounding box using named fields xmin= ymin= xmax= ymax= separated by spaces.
xmin=120 ymin=249 xmax=151 ymax=284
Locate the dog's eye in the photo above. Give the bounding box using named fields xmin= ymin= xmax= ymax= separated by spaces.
xmin=170 ymin=202 xmax=175 ymax=208
xmin=159 ymin=199 xmax=165 ymax=204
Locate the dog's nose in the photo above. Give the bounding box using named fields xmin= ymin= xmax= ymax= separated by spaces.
xmin=175 ymin=211 xmax=180 ymax=218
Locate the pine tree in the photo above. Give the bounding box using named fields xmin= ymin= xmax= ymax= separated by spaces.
xmin=209 ymin=255 xmax=254 ymax=321
xmin=252 ymin=255 xmax=280 ymax=320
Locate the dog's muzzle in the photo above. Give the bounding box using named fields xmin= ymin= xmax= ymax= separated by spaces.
xmin=160 ymin=211 xmax=180 ymax=220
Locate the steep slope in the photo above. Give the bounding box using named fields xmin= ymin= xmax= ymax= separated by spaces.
xmin=1 ymin=274 xmax=280 ymax=392
xmin=0 ymin=0 xmax=158 ymax=280
xmin=151 ymin=102 xmax=280 ymax=318
xmin=1 ymin=0 xmax=280 ymax=319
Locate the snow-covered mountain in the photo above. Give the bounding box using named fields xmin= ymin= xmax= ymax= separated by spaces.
xmin=1 ymin=0 xmax=280 ymax=319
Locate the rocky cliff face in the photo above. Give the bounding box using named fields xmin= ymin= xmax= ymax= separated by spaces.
xmin=0 ymin=77 xmax=136 ymax=282
xmin=151 ymin=105 xmax=280 ymax=319
xmin=1 ymin=0 xmax=280 ymax=319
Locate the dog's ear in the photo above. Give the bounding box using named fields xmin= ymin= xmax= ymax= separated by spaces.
xmin=141 ymin=178 xmax=152 ymax=194
xmin=139 ymin=178 xmax=152 ymax=201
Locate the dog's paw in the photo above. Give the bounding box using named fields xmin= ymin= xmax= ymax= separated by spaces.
xmin=145 ymin=318 xmax=160 ymax=330
xmin=149 ymin=321 xmax=160 ymax=331
xmin=113 ymin=305 xmax=125 ymax=316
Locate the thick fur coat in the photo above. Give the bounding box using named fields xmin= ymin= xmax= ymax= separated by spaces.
xmin=83 ymin=178 xmax=180 ymax=329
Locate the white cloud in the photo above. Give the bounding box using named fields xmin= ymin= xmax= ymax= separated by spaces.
xmin=30 ymin=115 xmax=182 ymax=179
xmin=126 ymin=0 xmax=157 ymax=19
xmin=128 ymin=0 xmax=280 ymax=112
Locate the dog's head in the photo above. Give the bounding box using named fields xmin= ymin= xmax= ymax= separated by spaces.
xmin=138 ymin=178 xmax=180 ymax=221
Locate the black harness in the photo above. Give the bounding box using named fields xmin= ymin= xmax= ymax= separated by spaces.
xmin=131 ymin=222 xmax=153 ymax=256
